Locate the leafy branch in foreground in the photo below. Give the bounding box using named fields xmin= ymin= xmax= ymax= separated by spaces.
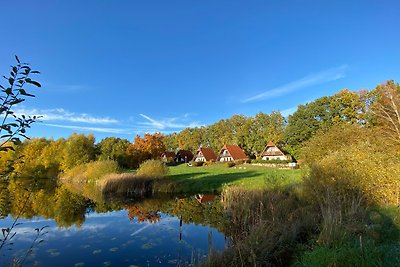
xmin=0 ymin=55 xmax=41 ymax=152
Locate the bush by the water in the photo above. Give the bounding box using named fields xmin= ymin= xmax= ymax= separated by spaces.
xmin=136 ymin=159 xmax=168 ymax=178
xmin=60 ymin=160 xmax=119 ymax=183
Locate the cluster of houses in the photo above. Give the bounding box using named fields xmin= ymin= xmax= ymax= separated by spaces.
xmin=161 ymin=141 xmax=290 ymax=163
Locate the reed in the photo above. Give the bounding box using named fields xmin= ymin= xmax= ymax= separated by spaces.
xmin=99 ymin=173 xmax=153 ymax=197
xmin=202 ymin=186 xmax=317 ymax=266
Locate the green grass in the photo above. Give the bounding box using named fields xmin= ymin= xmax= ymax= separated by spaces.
xmin=162 ymin=163 xmax=303 ymax=193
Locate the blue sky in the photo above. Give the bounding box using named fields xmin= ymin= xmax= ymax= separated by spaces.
xmin=1 ymin=0 xmax=399 ymax=141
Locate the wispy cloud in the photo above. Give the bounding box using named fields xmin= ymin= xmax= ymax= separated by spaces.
xmin=243 ymin=65 xmax=348 ymax=103
xmin=43 ymin=123 xmax=133 ymax=134
xmin=139 ymin=114 xmax=203 ymax=130
xmin=14 ymin=108 xmax=119 ymax=124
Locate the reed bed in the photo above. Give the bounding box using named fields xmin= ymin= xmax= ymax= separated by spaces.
xmin=202 ymin=186 xmax=317 ymax=267
xmin=99 ymin=173 xmax=154 ymax=197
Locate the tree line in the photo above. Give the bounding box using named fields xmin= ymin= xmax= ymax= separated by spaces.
xmin=0 ymin=80 xmax=399 ymax=178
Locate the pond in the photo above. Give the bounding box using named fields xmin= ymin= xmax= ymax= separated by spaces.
xmin=0 ymin=179 xmax=227 ymax=266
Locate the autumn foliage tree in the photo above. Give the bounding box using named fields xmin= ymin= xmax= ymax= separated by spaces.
xmin=126 ymin=132 xmax=166 ymax=168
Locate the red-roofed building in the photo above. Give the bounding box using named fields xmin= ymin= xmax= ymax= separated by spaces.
xmin=194 ymin=147 xmax=217 ymax=162
xmin=260 ymin=141 xmax=289 ymax=161
xmin=217 ymin=144 xmax=248 ymax=162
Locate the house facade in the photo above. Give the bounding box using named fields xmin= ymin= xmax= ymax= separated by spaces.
xmin=217 ymin=144 xmax=248 ymax=162
xmin=194 ymin=147 xmax=217 ymax=162
xmin=260 ymin=141 xmax=288 ymax=161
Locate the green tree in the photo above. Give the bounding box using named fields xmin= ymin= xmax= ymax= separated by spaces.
xmin=61 ymin=133 xmax=96 ymax=171
xmin=163 ymin=132 xmax=179 ymax=151
xmin=177 ymin=127 xmax=205 ymax=152
xmin=285 ymin=90 xmax=366 ymax=159
xmin=97 ymin=137 xmax=130 ymax=167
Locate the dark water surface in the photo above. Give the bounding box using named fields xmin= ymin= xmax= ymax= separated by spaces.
xmin=0 ymin=180 xmax=226 ymax=266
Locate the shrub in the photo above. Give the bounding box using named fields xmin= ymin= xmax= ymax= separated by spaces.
xmin=251 ymin=158 xmax=291 ymax=164
xmin=61 ymin=160 xmax=119 ymax=183
xmin=193 ymin=161 xmax=204 ymax=167
xmin=303 ymin=141 xmax=400 ymax=245
xmin=136 ymin=159 xmax=168 ymax=178
xmin=226 ymin=161 xmax=235 ymax=168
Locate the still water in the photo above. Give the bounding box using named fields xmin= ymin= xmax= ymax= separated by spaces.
xmin=0 ymin=180 xmax=227 ymax=266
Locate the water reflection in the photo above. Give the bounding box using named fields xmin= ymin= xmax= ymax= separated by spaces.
xmin=0 ymin=179 xmax=227 ymax=266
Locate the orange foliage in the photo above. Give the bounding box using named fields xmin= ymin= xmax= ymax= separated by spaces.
xmin=126 ymin=132 xmax=166 ymax=168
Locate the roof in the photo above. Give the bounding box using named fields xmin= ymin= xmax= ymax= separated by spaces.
xmin=196 ymin=147 xmax=217 ymax=161
xmin=218 ymin=144 xmax=248 ymax=160
xmin=176 ymin=150 xmax=194 ymax=160
xmin=261 ymin=141 xmax=285 ymax=156
xmin=161 ymin=151 xmax=176 ymax=158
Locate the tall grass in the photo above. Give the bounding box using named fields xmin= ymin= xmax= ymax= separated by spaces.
xmin=99 ymin=160 xmax=169 ymax=198
xmin=202 ymin=186 xmax=317 ymax=266
xmin=99 ymin=173 xmax=153 ymax=198
xmin=60 ymin=160 xmax=119 ymax=184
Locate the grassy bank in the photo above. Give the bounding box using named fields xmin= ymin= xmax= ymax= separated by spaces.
xmin=161 ymin=163 xmax=303 ymax=193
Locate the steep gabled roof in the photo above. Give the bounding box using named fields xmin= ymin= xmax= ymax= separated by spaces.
xmin=196 ymin=147 xmax=217 ymax=161
xmin=261 ymin=141 xmax=285 ymax=156
xmin=218 ymin=144 xmax=248 ymax=160
xmin=176 ymin=150 xmax=194 ymax=161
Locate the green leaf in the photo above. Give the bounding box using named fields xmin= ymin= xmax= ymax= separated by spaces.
xmin=25 ymin=78 xmax=41 ymax=87
xmin=30 ymin=70 xmax=40 ymax=74
xmin=19 ymin=89 xmax=35 ymax=97
xmin=12 ymin=66 xmax=17 ymax=73
xmin=4 ymin=88 xmax=12 ymax=95
xmin=8 ymin=77 xmax=14 ymax=85
xmin=15 ymin=55 xmax=20 ymax=63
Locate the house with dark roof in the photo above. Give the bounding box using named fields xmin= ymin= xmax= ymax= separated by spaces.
xmin=260 ymin=141 xmax=289 ymax=161
xmin=193 ymin=147 xmax=217 ymax=162
xmin=160 ymin=151 xmax=176 ymax=162
xmin=217 ymin=144 xmax=248 ymax=162
xmin=175 ymin=150 xmax=194 ymax=163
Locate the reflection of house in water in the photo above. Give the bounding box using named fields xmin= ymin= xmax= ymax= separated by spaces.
xmin=195 ymin=194 xmax=215 ymax=204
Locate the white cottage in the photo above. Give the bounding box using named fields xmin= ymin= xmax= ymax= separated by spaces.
xmin=260 ymin=141 xmax=288 ymax=161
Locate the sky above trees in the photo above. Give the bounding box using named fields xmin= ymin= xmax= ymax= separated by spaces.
xmin=1 ymin=0 xmax=399 ymax=141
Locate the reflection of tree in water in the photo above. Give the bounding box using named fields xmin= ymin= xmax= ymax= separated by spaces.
xmin=53 ymin=187 xmax=88 ymax=228
xmin=127 ymin=205 xmax=160 ymax=223
xmin=1 ymin=180 xmax=89 ymax=228
xmin=0 ymin=181 xmax=11 ymax=218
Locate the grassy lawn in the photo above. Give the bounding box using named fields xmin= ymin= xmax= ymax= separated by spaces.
xmin=164 ymin=163 xmax=304 ymax=193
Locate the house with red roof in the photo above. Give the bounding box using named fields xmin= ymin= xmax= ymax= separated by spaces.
xmin=193 ymin=147 xmax=217 ymax=162
xmin=260 ymin=141 xmax=289 ymax=161
xmin=217 ymin=144 xmax=248 ymax=162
